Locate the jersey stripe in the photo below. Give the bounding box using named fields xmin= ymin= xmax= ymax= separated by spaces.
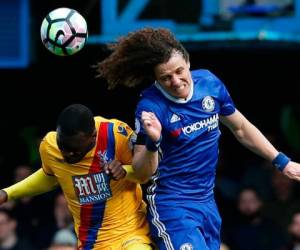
xmin=78 ymin=122 xmax=115 ymax=249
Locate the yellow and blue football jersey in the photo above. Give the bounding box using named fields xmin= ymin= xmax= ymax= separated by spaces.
xmin=40 ymin=116 xmax=151 ymax=250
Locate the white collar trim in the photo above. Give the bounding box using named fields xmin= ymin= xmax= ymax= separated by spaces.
xmin=154 ymin=80 xmax=194 ymax=104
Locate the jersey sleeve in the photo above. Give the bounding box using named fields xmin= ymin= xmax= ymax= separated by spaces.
xmin=113 ymin=120 xmax=135 ymax=165
xmin=134 ymin=97 xmax=162 ymax=138
xmin=210 ymin=71 xmax=236 ymax=116
xmin=39 ymin=137 xmax=55 ymax=175
xmin=219 ymin=84 xmax=236 ymax=116
xmin=122 ymin=165 xmax=142 ymax=183
xmin=113 ymin=120 xmax=145 ymax=182
xmin=4 ymin=168 xmax=58 ymax=201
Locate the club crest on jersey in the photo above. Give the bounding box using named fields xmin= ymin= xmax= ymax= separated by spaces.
xmin=202 ymin=96 xmax=215 ymax=112
xmin=97 ymin=150 xmax=111 ymax=165
xmin=72 ymin=172 xmax=112 ymax=204
xmin=180 ymin=243 xmax=193 ymax=250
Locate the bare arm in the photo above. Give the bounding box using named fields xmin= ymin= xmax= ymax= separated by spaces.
xmin=132 ymin=144 xmax=159 ymax=183
xmin=132 ymin=111 xmax=161 ymax=183
xmin=220 ymin=110 xmax=278 ymax=161
xmin=221 ymin=109 xmax=300 ymax=181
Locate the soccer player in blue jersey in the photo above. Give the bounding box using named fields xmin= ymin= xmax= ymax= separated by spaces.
xmin=96 ymin=27 xmax=300 ymax=250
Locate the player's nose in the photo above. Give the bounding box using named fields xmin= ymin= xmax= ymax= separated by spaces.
xmin=170 ymin=75 xmax=181 ymax=86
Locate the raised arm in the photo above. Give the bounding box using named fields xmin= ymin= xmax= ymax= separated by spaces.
xmin=133 ymin=144 xmax=159 ymax=183
xmin=132 ymin=111 xmax=162 ymax=183
xmin=221 ymin=109 xmax=300 ymax=181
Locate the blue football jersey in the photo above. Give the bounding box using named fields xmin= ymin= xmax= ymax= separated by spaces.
xmin=135 ymin=69 xmax=236 ymax=203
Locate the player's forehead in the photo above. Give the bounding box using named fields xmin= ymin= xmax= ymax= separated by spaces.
xmin=154 ymin=52 xmax=188 ymax=76
xmin=56 ymin=130 xmax=89 ymax=149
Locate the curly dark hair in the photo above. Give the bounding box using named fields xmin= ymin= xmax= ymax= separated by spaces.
xmin=96 ymin=27 xmax=189 ymax=89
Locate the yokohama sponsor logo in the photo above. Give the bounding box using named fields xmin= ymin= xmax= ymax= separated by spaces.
xmin=182 ymin=114 xmax=219 ymax=135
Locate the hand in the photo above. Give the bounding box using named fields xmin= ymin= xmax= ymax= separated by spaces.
xmin=0 ymin=190 xmax=8 ymax=205
xmin=283 ymin=161 xmax=300 ymax=181
xmin=141 ymin=111 xmax=162 ymax=142
xmin=104 ymin=160 xmax=126 ymax=180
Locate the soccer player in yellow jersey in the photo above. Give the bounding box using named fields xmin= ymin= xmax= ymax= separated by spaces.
xmin=0 ymin=104 xmax=153 ymax=250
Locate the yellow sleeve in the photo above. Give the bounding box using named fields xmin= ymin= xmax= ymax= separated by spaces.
xmin=3 ymin=168 xmax=58 ymax=201
xmin=39 ymin=137 xmax=54 ymax=175
xmin=123 ymin=165 xmax=142 ymax=183
xmin=113 ymin=120 xmax=135 ymax=164
xmin=112 ymin=120 xmax=143 ymax=183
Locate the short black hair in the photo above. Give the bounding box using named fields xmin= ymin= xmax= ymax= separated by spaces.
xmin=56 ymin=104 xmax=95 ymax=136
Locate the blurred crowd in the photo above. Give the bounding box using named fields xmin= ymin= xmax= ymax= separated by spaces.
xmin=216 ymin=132 xmax=300 ymax=250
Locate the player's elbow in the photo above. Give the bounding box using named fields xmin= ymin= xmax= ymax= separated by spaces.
xmin=132 ymin=151 xmax=157 ymax=183
xmin=139 ymin=175 xmax=152 ymax=184
xmin=234 ymin=128 xmax=245 ymax=142
xmin=132 ymin=163 xmax=153 ymax=184
xmin=132 ymin=169 xmax=152 ymax=184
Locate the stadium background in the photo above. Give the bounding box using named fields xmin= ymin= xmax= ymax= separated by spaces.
xmin=0 ymin=0 xmax=299 ymax=248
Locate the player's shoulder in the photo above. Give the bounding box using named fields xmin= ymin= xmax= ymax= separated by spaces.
xmin=94 ymin=116 xmax=133 ymax=136
xmin=42 ymin=131 xmax=57 ymax=146
xmin=111 ymin=119 xmax=133 ymax=137
xmin=40 ymin=131 xmax=58 ymax=154
xmin=192 ymin=69 xmax=219 ymax=81
xmin=140 ymin=84 xmax=159 ymax=99
xmin=94 ymin=116 xmax=116 ymax=129
xmin=192 ymin=69 xmax=224 ymax=91
xmin=94 ymin=116 xmax=128 ymax=126
xmin=94 ymin=116 xmax=109 ymax=125
xmin=138 ymin=84 xmax=166 ymax=110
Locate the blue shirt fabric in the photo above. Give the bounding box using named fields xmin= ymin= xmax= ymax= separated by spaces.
xmin=135 ymin=69 xmax=236 ymax=203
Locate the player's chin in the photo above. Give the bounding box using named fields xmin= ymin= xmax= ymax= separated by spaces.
xmin=174 ymin=86 xmax=190 ymax=98
xmin=174 ymin=90 xmax=189 ymax=99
